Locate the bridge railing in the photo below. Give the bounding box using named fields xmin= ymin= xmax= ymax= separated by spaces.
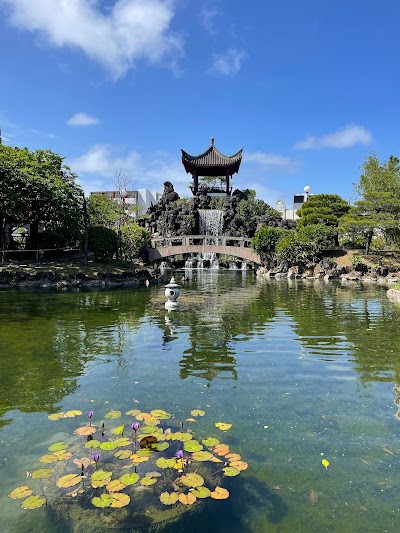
xmin=149 ymin=235 xmax=253 ymax=249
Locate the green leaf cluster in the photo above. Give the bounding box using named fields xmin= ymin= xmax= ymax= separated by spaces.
xmin=0 ymin=145 xmax=84 ymax=249
xmin=119 ymin=224 xmax=150 ymax=261
xmin=296 ymin=194 xmax=349 ymax=228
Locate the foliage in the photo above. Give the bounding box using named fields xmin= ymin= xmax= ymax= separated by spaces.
xmin=87 ymin=194 xmax=124 ymax=229
xmin=340 ymin=154 xmax=400 ymax=253
xmin=296 ymin=194 xmax=350 ymax=228
xmin=0 ymin=145 xmax=83 ymax=249
xmin=88 ymin=226 xmax=120 ymax=260
xmin=251 ymin=226 xmax=285 ymax=265
xmin=276 ymin=225 xmax=335 ymax=267
xmin=236 ymin=189 xmax=282 ymax=237
xmin=119 ymin=224 xmax=150 ymax=261
xmin=8 ymin=406 xmax=245 ymax=521
xmin=350 ymin=255 xmax=368 ymax=272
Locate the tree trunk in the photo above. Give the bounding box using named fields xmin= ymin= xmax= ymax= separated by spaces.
xmin=0 ymin=214 xmax=6 ymax=262
xmin=365 ymin=230 xmax=373 ymax=255
xmin=27 ymin=220 xmax=39 ymax=249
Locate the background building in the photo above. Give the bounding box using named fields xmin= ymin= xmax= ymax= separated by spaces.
xmin=90 ymin=189 xmax=162 ymax=217
xmin=275 ymin=186 xmax=312 ymax=220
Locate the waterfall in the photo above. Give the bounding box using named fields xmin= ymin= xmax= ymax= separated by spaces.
xmin=199 ymin=209 xmax=224 ymax=237
xmin=184 ymin=209 xmax=224 ymax=270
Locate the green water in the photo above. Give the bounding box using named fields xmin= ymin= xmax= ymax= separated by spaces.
xmin=1 ymin=272 xmax=400 ymax=532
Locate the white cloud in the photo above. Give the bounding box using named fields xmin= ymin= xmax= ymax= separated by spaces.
xmin=67 ymin=112 xmax=99 ymax=127
xmin=245 ymin=151 xmax=294 ymax=168
xmin=200 ymin=6 xmax=220 ymax=35
xmin=211 ymin=48 xmax=246 ymax=76
xmin=1 ymin=0 xmax=183 ymax=79
xmin=69 ymin=145 xmax=189 ymax=197
xmin=295 ymin=124 xmax=372 ymax=150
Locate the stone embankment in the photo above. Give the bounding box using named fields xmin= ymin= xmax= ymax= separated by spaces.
xmin=256 ymin=259 xmax=400 ymax=285
xmin=0 ymin=267 xmax=154 ymax=290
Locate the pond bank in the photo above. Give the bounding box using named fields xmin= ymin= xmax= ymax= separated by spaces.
xmin=387 ymin=289 xmax=400 ymax=302
xmin=0 ymin=261 xmax=156 ymax=289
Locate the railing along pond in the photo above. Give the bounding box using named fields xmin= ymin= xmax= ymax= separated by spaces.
xmin=149 ymin=235 xmax=252 ymax=249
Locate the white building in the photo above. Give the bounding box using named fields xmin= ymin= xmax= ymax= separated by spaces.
xmin=275 ymin=186 xmax=312 ymax=220
xmin=91 ymin=189 xmax=162 ymax=217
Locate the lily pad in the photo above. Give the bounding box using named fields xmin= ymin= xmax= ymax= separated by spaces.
xmin=230 ymin=460 xmax=248 ymax=471
xmin=106 ymin=479 xmax=127 ymax=492
xmin=110 ymin=493 xmax=130 ymax=508
xmin=135 ymin=449 xmax=152 ymax=457
xmin=53 ymin=451 xmax=72 ymax=461
xmin=114 ymin=449 xmax=132 ymax=460
xmin=179 ymin=492 xmax=196 ymax=505
xmin=191 ymin=451 xmax=213 ymax=462
xmin=114 ymin=437 xmax=131 ymax=447
xmin=48 ymin=413 xmax=62 ymax=421
xmin=64 ymin=410 xmax=82 ymax=417
xmin=140 ymin=476 xmax=157 ymax=486
xmin=39 ymin=454 xmax=58 ymax=464
xmin=8 ymin=486 xmax=32 ymax=499
xmin=92 ymin=494 xmax=113 ymax=508
xmin=104 ymin=410 xmax=121 ymax=419
xmin=202 ymin=437 xmax=220 ymax=447
xmin=56 ymin=474 xmax=82 ymax=488
xmin=192 ymin=486 xmax=211 ymax=498
xmin=156 ymin=457 xmax=176 ymax=469
xmin=181 ymin=472 xmax=204 ymax=488
xmin=21 ymin=495 xmax=46 ymax=509
xmin=100 ymin=441 xmax=118 ymax=451
xmin=91 ymin=470 xmax=112 ymax=488
xmin=136 ymin=412 xmax=152 ymax=421
xmin=85 ymin=440 xmax=101 ymax=449
xmin=210 ymin=486 xmax=229 ymax=500
xmin=160 ymin=491 xmax=179 ymax=505
xmin=184 ymin=441 xmax=203 ymax=453
xmin=150 ymin=409 xmax=171 ymax=420
xmin=130 ymin=454 xmax=150 ymax=464
xmin=155 ymin=442 xmax=169 ymax=452
xmin=223 ymin=467 xmax=240 ymax=477
xmin=144 ymin=417 xmax=160 ymax=425
xmin=214 ymin=444 xmax=230 ymax=456
xmin=111 ymin=424 xmax=125 ymax=436
xmin=186 ymin=418 xmax=197 ymax=423
xmin=75 ymin=426 xmax=96 ymax=436
xmin=190 ymin=409 xmax=205 ymax=417
xmin=119 ymin=472 xmax=139 ymax=486
xmin=141 ymin=425 xmax=160 ymax=434
xmin=48 ymin=441 xmax=69 ymax=452
xmin=215 ymin=422 xmax=232 ymax=431
xmin=32 ymin=469 xmax=52 ymax=479
xmin=226 ymin=453 xmax=241 ymax=462
xmin=126 ymin=409 xmax=141 ymax=416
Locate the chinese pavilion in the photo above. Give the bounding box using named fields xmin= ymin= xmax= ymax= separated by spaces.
xmin=181 ymin=138 xmax=243 ymax=196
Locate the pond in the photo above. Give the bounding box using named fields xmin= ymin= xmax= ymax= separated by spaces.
xmin=1 ymin=272 xmax=400 ymax=532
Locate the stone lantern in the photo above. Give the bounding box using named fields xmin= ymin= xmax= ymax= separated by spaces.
xmin=165 ymin=277 xmax=180 ymax=310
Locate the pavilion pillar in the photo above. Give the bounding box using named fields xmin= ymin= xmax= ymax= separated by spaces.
xmin=193 ymin=171 xmax=198 ymax=194
xmin=226 ymin=173 xmax=230 ymax=195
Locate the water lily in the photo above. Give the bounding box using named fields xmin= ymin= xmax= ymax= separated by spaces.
xmin=92 ymin=453 xmax=100 ymax=463
xmin=175 ymin=449 xmax=184 ymax=459
xmin=87 ymin=411 xmax=94 ymax=426
xmin=131 ymin=423 xmax=140 ymax=431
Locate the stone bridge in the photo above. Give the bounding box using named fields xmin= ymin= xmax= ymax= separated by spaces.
xmin=147 ymin=235 xmax=261 ymax=264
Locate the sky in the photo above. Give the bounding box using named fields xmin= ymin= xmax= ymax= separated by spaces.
xmin=1 ymin=0 xmax=400 ymax=209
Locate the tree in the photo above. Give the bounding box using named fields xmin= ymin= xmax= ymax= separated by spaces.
xmin=0 ymin=145 xmax=83 ymax=250
xmin=119 ymin=224 xmax=150 ymax=261
xmin=296 ymin=194 xmax=350 ymax=228
xmin=236 ymin=189 xmax=282 ymax=237
xmin=251 ymin=226 xmax=284 ymax=266
xmin=339 ymin=154 xmax=400 ymax=252
xmin=87 ymin=194 xmax=123 ymax=229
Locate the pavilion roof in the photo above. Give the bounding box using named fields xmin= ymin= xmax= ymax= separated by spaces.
xmin=181 ymin=138 xmax=243 ymax=175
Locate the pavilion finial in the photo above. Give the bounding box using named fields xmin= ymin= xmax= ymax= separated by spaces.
xmin=210 ymin=137 xmax=214 ymax=146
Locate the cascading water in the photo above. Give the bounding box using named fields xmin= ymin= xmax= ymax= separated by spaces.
xmin=185 ymin=209 xmax=224 ymax=269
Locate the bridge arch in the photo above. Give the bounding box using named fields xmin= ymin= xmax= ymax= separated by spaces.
xmin=147 ymin=236 xmax=261 ymax=265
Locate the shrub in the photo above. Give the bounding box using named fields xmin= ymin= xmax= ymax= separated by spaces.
xmin=350 ymin=255 xmax=368 ymax=272
xmin=119 ymin=224 xmax=150 ymax=261
xmin=251 ymin=226 xmax=285 ymax=265
xmin=276 ymin=232 xmax=321 ymax=267
xmin=88 ymin=226 xmax=119 ymax=260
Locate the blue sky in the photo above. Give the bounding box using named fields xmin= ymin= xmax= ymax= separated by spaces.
xmin=1 ymin=0 xmax=399 ymax=209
